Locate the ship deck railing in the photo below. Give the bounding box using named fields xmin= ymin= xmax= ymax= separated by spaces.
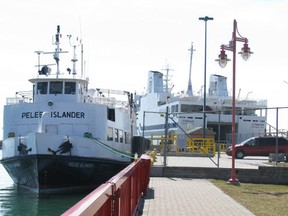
xmin=6 ymin=93 xmax=130 ymax=110
xmin=92 ymin=97 xmax=130 ymax=109
xmin=176 ymin=94 xmax=267 ymax=108
xmin=6 ymin=97 xmax=32 ymax=105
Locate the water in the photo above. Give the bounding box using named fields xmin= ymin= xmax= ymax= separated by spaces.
xmin=0 ymin=150 xmax=88 ymax=216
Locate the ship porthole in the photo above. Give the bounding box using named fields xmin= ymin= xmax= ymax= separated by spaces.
xmin=48 ymin=101 xmax=54 ymax=106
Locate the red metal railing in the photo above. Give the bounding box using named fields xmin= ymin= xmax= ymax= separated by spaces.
xmin=62 ymin=154 xmax=151 ymax=216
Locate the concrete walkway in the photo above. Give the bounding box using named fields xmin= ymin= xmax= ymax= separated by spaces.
xmin=153 ymin=153 xmax=270 ymax=169
xmin=136 ymin=153 xmax=270 ymax=215
xmin=140 ymin=177 xmax=254 ymax=216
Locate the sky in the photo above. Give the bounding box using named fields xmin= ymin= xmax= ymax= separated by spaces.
xmin=0 ymin=0 xmax=288 ymax=138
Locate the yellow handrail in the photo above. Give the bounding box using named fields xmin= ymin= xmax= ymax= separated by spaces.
xmin=149 ymin=134 xmax=216 ymax=156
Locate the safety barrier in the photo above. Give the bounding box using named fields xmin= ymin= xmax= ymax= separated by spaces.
xmin=62 ymin=154 xmax=151 ymax=216
xmin=186 ymin=138 xmax=215 ymax=155
xmin=150 ymin=134 xmax=216 ymax=156
xmin=218 ymin=143 xmax=227 ymax=152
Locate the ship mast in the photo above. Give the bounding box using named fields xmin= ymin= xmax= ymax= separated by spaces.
xmin=67 ymin=34 xmax=82 ymax=77
xmin=54 ymin=25 xmax=61 ymax=77
xmin=43 ymin=25 xmax=68 ymax=78
xmin=186 ymin=43 xmax=195 ymax=96
xmin=162 ymin=63 xmax=174 ymax=97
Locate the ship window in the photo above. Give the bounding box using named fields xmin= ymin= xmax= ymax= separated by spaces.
xmin=181 ymin=104 xmax=193 ymax=112
xmin=119 ymin=130 xmax=123 ymax=143
xmin=107 ymin=127 xmax=113 ymax=141
xmin=181 ymin=104 xmax=202 ymax=112
xmin=107 ymin=108 xmax=115 ymax=122
xmin=279 ymin=137 xmax=288 ymax=146
xmin=65 ymin=82 xmax=76 ymax=94
xmin=49 ymin=81 xmax=63 ymax=94
xmin=125 ymin=132 xmax=130 ymax=144
xmin=171 ymin=105 xmax=178 ymax=113
xmin=37 ymin=82 xmax=48 ymax=94
xmin=114 ymin=129 xmax=119 ymax=142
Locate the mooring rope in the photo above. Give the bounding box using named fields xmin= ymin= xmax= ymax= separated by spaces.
xmin=89 ymin=137 xmax=134 ymax=159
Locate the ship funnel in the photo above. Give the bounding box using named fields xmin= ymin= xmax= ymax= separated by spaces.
xmin=208 ymin=74 xmax=228 ymax=97
xmin=147 ymin=71 xmax=164 ymax=93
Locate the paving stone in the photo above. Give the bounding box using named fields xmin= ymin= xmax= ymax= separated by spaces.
xmin=140 ymin=177 xmax=254 ymax=216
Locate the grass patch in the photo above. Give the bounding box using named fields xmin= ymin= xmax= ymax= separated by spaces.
xmin=211 ymin=180 xmax=288 ymax=216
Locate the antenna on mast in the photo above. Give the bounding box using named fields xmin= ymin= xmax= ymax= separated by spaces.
xmin=67 ymin=34 xmax=82 ymax=76
xmin=187 ymin=42 xmax=195 ymax=96
xmin=35 ymin=51 xmax=43 ymax=73
xmin=54 ymin=25 xmax=61 ymax=77
xmin=43 ymin=25 xmax=68 ymax=78
xmin=162 ymin=61 xmax=174 ymax=96
xmin=34 ymin=51 xmax=55 ymax=76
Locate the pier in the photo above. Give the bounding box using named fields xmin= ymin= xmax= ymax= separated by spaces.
xmin=139 ymin=177 xmax=254 ymax=216
xmin=62 ymin=152 xmax=288 ymax=215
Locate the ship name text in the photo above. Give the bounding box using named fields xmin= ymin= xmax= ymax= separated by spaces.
xmin=21 ymin=111 xmax=85 ymax=119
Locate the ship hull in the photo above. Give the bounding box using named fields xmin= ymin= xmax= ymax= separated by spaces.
xmin=1 ymin=155 xmax=131 ymax=193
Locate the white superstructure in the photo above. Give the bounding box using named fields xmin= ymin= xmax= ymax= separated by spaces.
xmin=136 ymin=70 xmax=267 ymax=144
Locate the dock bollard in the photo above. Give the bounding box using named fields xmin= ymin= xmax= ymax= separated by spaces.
xmin=149 ymin=149 xmax=157 ymax=165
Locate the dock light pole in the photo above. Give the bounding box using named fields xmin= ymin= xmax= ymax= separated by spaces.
xmin=199 ymin=16 xmax=213 ymax=143
xmin=215 ymin=19 xmax=253 ymax=185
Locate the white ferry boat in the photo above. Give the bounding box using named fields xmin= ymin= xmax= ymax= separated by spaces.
xmin=0 ymin=26 xmax=137 ymax=193
xmin=135 ymin=62 xmax=268 ymax=146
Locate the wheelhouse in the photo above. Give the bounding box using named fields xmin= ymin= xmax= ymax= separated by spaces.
xmin=30 ymin=77 xmax=88 ymax=103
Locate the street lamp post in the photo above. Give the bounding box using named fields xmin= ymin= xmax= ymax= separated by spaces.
xmin=199 ymin=16 xmax=213 ymax=142
xmin=215 ymin=19 xmax=253 ymax=185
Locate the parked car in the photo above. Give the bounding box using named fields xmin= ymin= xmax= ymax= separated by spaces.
xmin=226 ymin=136 xmax=288 ymax=159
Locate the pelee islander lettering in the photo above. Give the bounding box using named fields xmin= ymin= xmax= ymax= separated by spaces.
xmin=21 ymin=111 xmax=85 ymax=119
